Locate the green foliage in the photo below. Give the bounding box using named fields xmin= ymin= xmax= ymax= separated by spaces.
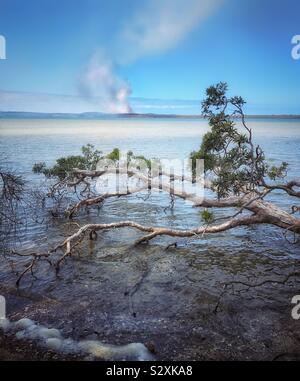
xmin=267 ymin=162 xmax=288 ymax=181
xmin=201 ymin=209 xmax=214 ymax=224
xmin=126 ymin=150 xmax=153 ymax=171
xmin=32 ymin=162 xmax=47 ymax=174
xmin=33 ymin=145 xmax=154 ymax=180
xmin=33 ymin=144 xmax=103 ymax=180
xmin=81 ymin=144 xmax=103 ymax=169
xmin=130 ymin=155 xmax=152 ymax=170
xmin=106 ymin=148 xmax=120 ymax=162
xmin=191 ymin=82 xmax=287 ymax=198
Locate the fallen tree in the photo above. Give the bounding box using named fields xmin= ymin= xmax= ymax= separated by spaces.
xmin=8 ymin=83 xmax=300 ymax=284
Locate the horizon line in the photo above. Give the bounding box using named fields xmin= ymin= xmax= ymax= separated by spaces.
xmin=1 ymin=110 xmax=300 ymax=119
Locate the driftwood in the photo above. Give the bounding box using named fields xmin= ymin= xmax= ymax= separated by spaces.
xmin=8 ymin=166 xmax=300 ymax=285
xmin=47 ymin=168 xmax=300 ymax=271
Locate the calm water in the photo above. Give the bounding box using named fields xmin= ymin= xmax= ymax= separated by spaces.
xmin=0 ymin=117 xmax=300 ymax=262
xmin=0 ymin=117 xmax=300 ymax=360
xmin=0 ymin=117 xmax=299 ymax=251
xmin=1 ymin=117 xmax=300 ymax=179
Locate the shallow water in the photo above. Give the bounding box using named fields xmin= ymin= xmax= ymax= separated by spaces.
xmin=1 ymin=117 xmax=299 ymax=176
xmin=0 ymin=117 xmax=300 ymax=360
xmin=0 ymin=117 xmax=299 ymax=253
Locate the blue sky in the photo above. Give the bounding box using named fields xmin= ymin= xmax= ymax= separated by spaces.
xmin=0 ymin=0 xmax=299 ymax=114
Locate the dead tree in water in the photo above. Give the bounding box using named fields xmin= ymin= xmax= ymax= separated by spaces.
xmin=10 ymin=83 xmax=300 ymax=283
xmin=0 ymin=169 xmax=25 ymax=242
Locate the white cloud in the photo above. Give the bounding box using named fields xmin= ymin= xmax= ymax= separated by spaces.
xmin=117 ymin=0 xmax=223 ymax=64
xmin=78 ymin=0 xmax=223 ymax=113
xmin=1 ymin=1 xmax=224 ymax=114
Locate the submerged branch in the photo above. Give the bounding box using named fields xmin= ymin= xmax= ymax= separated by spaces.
xmin=53 ymin=213 xmax=265 ymax=270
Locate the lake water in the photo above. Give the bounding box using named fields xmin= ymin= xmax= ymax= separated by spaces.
xmin=0 ymin=117 xmax=299 ymax=176
xmin=0 ymin=117 xmax=299 ymax=254
xmin=0 ymin=117 xmax=300 ymax=360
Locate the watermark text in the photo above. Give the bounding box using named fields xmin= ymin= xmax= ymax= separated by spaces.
xmin=0 ymin=295 xmax=6 ymax=319
xmin=291 ymin=35 xmax=300 ymax=60
xmin=291 ymin=295 xmax=300 ymax=320
xmin=95 ymin=152 xmax=204 ymax=204
xmin=0 ymin=35 xmax=6 ymax=60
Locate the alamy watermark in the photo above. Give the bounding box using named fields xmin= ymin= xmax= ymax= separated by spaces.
xmin=291 ymin=295 xmax=300 ymax=320
xmin=291 ymin=35 xmax=300 ymax=60
xmin=94 ymin=152 xmax=204 ymax=203
xmin=0 ymin=35 xmax=6 ymax=60
xmin=0 ymin=295 xmax=6 ymax=320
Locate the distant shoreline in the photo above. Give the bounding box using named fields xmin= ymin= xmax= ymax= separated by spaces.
xmin=0 ymin=111 xmax=300 ymax=120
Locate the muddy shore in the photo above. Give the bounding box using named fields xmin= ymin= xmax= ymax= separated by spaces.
xmin=1 ymin=232 xmax=300 ymax=361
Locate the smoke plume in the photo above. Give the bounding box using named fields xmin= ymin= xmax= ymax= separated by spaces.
xmin=79 ymin=0 xmax=223 ymax=114
xmin=78 ymin=55 xmax=132 ymax=114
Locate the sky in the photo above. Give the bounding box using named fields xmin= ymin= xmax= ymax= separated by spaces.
xmin=0 ymin=0 xmax=299 ymax=114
